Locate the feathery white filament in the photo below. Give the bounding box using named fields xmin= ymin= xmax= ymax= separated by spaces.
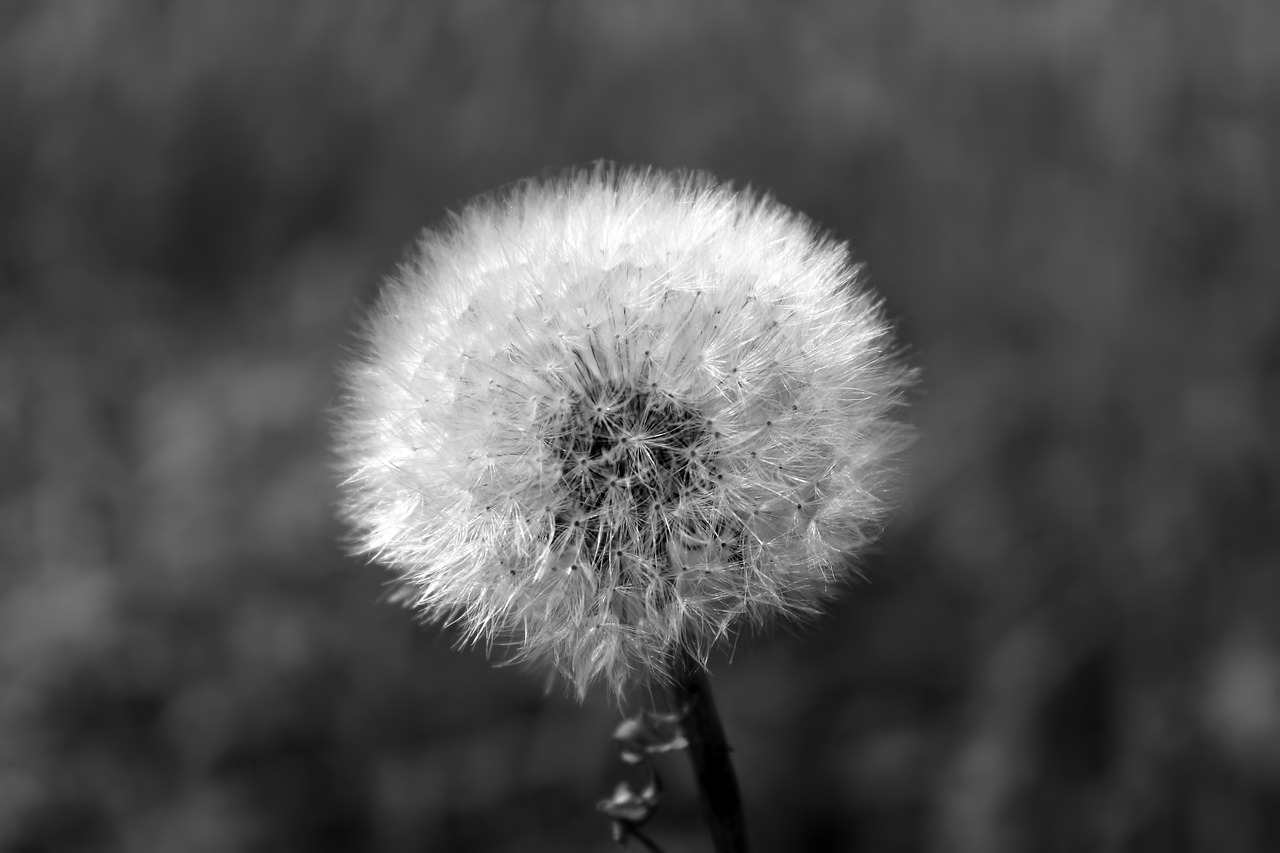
xmin=336 ymin=165 xmax=914 ymax=696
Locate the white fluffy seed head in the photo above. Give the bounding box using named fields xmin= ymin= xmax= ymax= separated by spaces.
xmin=335 ymin=164 xmax=915 ymax=698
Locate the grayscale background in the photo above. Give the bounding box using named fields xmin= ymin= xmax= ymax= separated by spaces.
xmin=3 ymin=2 xmax=1278 ymax=851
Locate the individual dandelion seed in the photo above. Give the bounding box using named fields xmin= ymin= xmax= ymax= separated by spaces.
xmin=334 ymin=164 xmax=915 ymax=699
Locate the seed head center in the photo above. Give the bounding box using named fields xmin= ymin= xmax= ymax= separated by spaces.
xmin=544 ymin=380 xmax=709 ymax=573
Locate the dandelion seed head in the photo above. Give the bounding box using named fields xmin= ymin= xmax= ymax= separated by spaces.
xmin=335 ymin=165 xmax=915 ymax=697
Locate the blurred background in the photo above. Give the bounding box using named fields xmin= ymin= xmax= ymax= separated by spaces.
xmin=3 ymin=1 xmax=1278 ymax=851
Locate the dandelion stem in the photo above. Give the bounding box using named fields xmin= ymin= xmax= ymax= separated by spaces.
xmin=672 ymin=647 xmax=749 ymax=853
xmin=628 ymin=826 xmax=666 ymax=853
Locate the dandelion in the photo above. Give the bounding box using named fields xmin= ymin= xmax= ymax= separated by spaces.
xmin=336 ymin=164 xmax=915 ymax=850
xmin=335 ymin=164 xmax=914 ymax=700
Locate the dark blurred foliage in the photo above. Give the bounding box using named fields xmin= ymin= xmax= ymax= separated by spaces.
xmin=3 ymin=1 xmax=1279 ymax=851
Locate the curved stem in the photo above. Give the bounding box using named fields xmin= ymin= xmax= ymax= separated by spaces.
xmin=671 ymin=647 xmax=750 ymax=852
xmin=628 ymin=826 xmax=666 ymax=853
